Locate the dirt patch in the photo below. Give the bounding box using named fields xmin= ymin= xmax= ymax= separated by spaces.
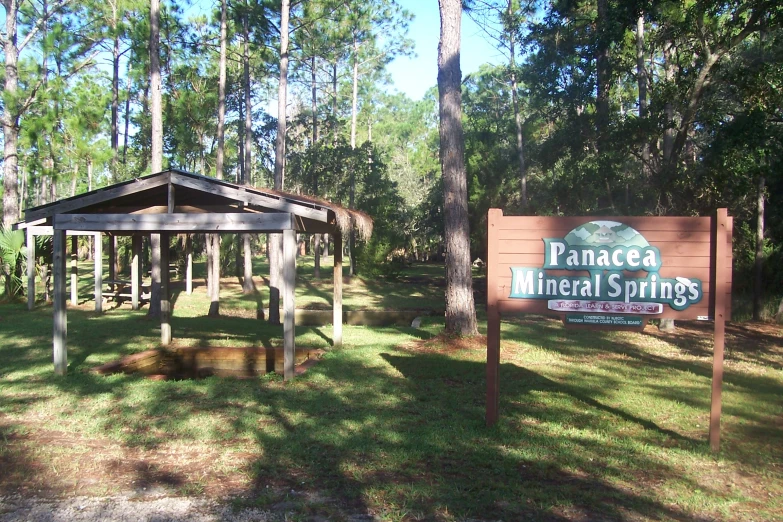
xmin=396 ymin=332 xmax=488 ymax=355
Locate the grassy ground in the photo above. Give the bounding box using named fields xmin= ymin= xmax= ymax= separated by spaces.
xmin=0 ymin=257 xmax=781 ymax=521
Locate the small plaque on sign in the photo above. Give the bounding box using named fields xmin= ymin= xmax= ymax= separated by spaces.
xmin=566 ymin=314 xmax=644 ymax=327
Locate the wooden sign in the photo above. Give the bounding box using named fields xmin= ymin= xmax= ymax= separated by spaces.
xmin=486 ymin=209 xmax=732 ymax=451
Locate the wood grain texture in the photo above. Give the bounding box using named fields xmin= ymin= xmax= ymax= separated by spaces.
xmin=54 ymin=212 xmax=296 ymax=232
xmin=53 ymin=230 xmax=67 ymax=375
xmin=25 ymin=174 xmax=171 ymax=222
xmin=333 ymin=231 xmax=343 ymax=348
xmin=283 ymin=229 xmax=296 ymax=380
xmin=487 ymin=211 xmax=733 ymax=321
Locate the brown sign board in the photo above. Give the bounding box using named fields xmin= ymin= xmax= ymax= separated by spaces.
xmin=486 ymin=209 xmax=732 ymax=451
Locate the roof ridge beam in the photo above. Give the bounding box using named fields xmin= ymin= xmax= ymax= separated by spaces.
xmin=169 ymin=172 xmax=328 ymax=222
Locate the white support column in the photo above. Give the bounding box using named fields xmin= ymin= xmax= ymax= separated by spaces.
xmin=333 ymin=231 xmax=343 ymax=348
xmin=27 ymin=228 xmax=36 ymax=310
xmin=131 ymin=235 xmax=141 ymax=310
xmin=94 ymin=234 xmax=103 ymax=313
xmin=70 ymin=235 xmax=78 ymax=305
xmin=161 ymin=232 xmax=171 ymax=345
xmin=185 ymin=234 xmax=193 ymax=295
xmin=53 ymin=229 xmax=68 ymax=375
xmin=283 ymin=228 xmax=296 ymax=380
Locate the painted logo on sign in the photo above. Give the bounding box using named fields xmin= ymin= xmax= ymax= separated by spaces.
xmin=509 ymin=221 xmax=703 ymax=312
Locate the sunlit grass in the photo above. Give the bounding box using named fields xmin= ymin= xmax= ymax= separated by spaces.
xmin=0 ymin=260 xmax=781 ymax=519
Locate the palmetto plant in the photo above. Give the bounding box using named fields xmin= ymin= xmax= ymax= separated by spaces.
xmin=0 ymin=226 xmax=27 ymax=301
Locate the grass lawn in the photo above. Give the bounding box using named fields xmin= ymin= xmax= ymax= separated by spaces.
xmin=0 ymin=257 xmax=781 ymax=520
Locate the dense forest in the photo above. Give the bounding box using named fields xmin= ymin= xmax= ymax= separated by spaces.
xmin=1 ymin=0 xmax=781 ymax=317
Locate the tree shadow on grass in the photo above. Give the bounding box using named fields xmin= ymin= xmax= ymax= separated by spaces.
xmin=1 ymin=302 xmax=779 ymax=518
xmin=228 ymin=352 xmax=706 ymax=520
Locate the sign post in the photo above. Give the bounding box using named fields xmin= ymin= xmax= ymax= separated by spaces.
xmin=485 ymin=210 xmax=732 ymax=450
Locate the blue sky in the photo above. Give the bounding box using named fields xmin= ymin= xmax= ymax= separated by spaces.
xmin=178 ymin=0 xmax=504 ymax=106
xmin=386 ymin=0 xmax=504 ymax=100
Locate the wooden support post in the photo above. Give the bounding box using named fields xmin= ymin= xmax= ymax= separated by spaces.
xmin=333 ymin=231 xmax=343 ymax=348
xmin=710 ymin=208 xmax=729 ymax=452
xmin=94 ymin=234 xmax=103 ymax=313
xmin=149 ymin=234 xmax=161 ymax=317
xmin=27 ymin=228 xmax=36 ymax=310
xmin=161 ymin=232 xmax=171 ymax=346
xmin=70 ymin=235 xmax=78 ymax=305
xmin=283 ymin=228 xmax=296 ymax=380
xmin=131 ymin=235 xmax=141 ymax=310
xmin=53 ymin=229 xmax=67 ymax=375
xmin=108 ymin=235 xmax=116 ymax=293
xmin=486 ymin=209 xmax=502 ymax=426
xmin=185 ymin=234 xmax=193 ymax=295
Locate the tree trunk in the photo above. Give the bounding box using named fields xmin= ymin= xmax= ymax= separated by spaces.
xmin=19 ymin=166 xmax=25 ymax=213
xmin=636 ymin=15 xmax=649 ymax=175
xmin=437 ymin=0 xmax=478 ymax=337
xmin=595 ymin=0 xmax=613 ymax=210
xmin=311 ymin=55 xmax=321 ymax=279
xmin=348 ymin=37 xmax=360 ymax=276
xmin=71 ymin=164 xmax=78 ymax=197
xmin=238 ymin=97 xmax=245 ymax=183
xmin=215 ymin=0 xmax=227 ymax=180
xmin=753 ymin=175 xmax=765 ymax=321
xmin=332 ymin=61 xmax=338 ymax=147
xmin=149 ymin=0 xmax=163 ymax=173
xmin=243 ymin=9 xmax=252 ymax=183
xmin=235 ymin=233 xmax=242 ymax=277
xmin=269 ymin=0 xmax=290 ymax=325
xmin=206 ymin=232 xmax=213 ymax=297
xmin=110 ymin=1 xmax=120 ymax=179
xmin=236 ymin=9 xmax=252 ymax=297
xmin=662 ymin=41 xmax=676 ymax=166
xmin=507 ymin=0 xmax=526 ymax=212
xmin=659 ymin=318 xmax=676 ymax=332
xmin=87 ymin=159 xmax=93 ymax=192
xmin=123 ymin=59 xmax=132 ymax=164
xmin=311 ymin=55 xmax=318 ymax=146
xmin=2 ymin=0 xmax=20 ymax=227
xmin=243 ymin=233 xmax=254 ymax=293
xmin=595 ymin=0 xmax=610 ymax=143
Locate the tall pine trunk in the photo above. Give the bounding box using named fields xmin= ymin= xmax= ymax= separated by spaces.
xmin=2 ymin=0 xmax=20 ymax=226
xmin=215 ymin=0 xmax=227 ymax=180
xmin=150 ymin=0 xmax=163 ymax=173
xmin=269 ymin=0 xmax=290 ymax=325
xmin=111 ymin=5 xmax=120 ymax=179
xmin=349 ymin=37 xmax=359 ymax=276
xmin=312 ymin=55 xmax=321 ymax=279
xmin=332 ymin=62 xmax=338 ymax=146
xmin=506 ymin=0 xmax=526 ymax=212
xmin=595 ymin=0 xmax=613 ymax=210
xmin=243 ymin=10 xmax=252 ymax=183
xmin=240 ymin=7 xmax=254 ymax=294
xmin=123 ymin=59 xmax=132 ymax=164
xmin=753 ymin=176 xmax=765 ymax=321
xmin=437 ymin=0 xmax=478 ymax=337
xmin=636 ymin=15 xmax=649 ymax=177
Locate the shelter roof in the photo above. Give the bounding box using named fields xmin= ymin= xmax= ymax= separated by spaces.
xmin=17 ymin=169 xmax=372 ymax=238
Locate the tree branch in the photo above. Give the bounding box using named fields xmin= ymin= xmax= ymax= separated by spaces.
xmin=18 ymin=0 xmax=74 ymax=53
xmin=671 ymin=6 xmax=766 ymax=160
